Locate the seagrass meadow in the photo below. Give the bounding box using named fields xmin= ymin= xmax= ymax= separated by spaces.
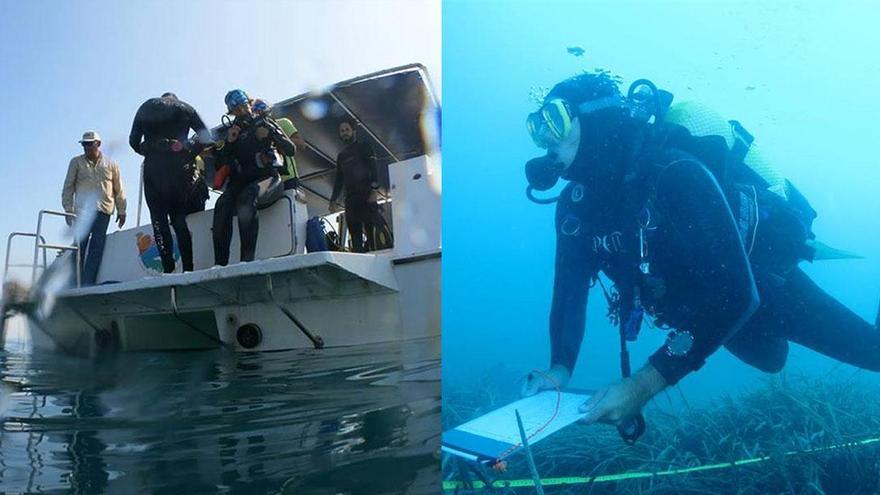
xmin=442 ymin=370 xmax=880 ymax=494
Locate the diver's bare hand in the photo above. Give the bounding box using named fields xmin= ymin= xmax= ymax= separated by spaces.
xmin=520 ymin=364 xmax=571 ymax=397
xmin=580 ymin=363 xmax=666 ymax=426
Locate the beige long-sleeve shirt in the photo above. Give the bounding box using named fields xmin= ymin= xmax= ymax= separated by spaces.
xmin=62 ymin=153 xmax=127 ymax=216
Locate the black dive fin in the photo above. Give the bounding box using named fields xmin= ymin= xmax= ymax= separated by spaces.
xmin=808 ymin=240 xmax=863 ymax=260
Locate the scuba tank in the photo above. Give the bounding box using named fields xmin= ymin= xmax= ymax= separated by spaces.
xmin=660 ymin=100 xmax=821 ymax=266
xmin=525 ymin=76 xmax=827 ymax=267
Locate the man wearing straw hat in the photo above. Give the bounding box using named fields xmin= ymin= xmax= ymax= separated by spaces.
xmin=61 ymin=130 xmax=127 ymax=286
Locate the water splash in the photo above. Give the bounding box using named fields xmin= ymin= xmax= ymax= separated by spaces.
xmin=69 ymin=196 xmax=98 ymax=246
xmin=32 ymin=251 xmax=74 ymax=321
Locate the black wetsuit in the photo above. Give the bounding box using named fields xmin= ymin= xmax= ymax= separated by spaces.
xmin=330 ymin=140 xmax=378 ymax=253
xmin=550 ymin=123 xmax=880 ymax=385
xmin=129 ymin=97 xmax=209 ymax=273
xmin=212 ymin=116 xmax=296 ymax=265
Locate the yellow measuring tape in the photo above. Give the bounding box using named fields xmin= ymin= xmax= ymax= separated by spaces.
xmin=443 ymin=436 xmax=880 ymax=491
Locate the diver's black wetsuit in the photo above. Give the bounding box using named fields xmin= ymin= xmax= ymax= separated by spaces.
xmin=550 ymin=123 xmax=880 ymax=385
xmin=725 ymin=269 xmax=880 ymax=373
xmin=129 ymin=97 xmax=209 ymax=273
xmin=212 ymin=116 xmax=296 ymax=265
xmin=331 ymin=140 xmax=379 ymax=253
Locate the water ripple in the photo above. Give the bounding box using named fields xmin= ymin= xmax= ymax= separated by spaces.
xmin=0 ymin=336 xmax=440 ymax=494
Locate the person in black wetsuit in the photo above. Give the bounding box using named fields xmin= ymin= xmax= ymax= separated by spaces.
xmin=519 ymin=72 xmax=880 ymax=436
xmin=129 ymin=92 xmax=211 ymax=273
xmin=212 ymin=89 xmax=296 ymax=265
xmin=330 ymin=119 xmax=379 ymax=253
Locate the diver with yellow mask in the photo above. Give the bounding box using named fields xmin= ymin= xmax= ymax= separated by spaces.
xmin=520 ymin=71 xmax=880 ymax=443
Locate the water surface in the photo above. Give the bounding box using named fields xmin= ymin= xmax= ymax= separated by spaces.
xmin=0 ymin=333 xmax=440 ymax=494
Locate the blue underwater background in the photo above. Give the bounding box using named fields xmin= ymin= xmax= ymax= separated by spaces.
xmin=442 ymin=0 xmax=880 ymax=491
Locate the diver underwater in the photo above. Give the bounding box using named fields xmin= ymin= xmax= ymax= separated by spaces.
xmin=518 ymin=71 xmax=880 ymax=445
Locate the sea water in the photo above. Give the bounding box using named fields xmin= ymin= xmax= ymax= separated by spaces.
xmin=0 ymin=330 xmax=439 ymax=494
xmin=442 ymin=1 xmax=880 ymax=492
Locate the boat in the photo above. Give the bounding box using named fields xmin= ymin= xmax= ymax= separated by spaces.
xmin=2 ymin=64 xmax=441 ymax=356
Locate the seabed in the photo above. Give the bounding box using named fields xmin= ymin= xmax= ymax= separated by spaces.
xmin=443 ymin=370 xmax=880 ymax=494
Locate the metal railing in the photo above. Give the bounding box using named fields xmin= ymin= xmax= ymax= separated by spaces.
xmin=31 ymin=210 xmax=80 ymax=288
xmin=4 ymin=232 xmax=49 ymax=284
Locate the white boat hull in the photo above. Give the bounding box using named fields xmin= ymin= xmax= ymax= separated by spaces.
xmin=32 ymin=251 xmax=439 ymax=356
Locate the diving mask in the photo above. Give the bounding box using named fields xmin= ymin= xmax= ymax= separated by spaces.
xmin=526 ymin=94 xmax=627 ymax=149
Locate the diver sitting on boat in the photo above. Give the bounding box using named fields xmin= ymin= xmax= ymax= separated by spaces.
xmin=519 ymin=71 xmax=880 ymax=443
xmin=211 ymin=89 xmax=297 ymax=266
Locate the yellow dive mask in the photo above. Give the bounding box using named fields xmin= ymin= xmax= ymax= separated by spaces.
xmin=526 ymin=95 xmax=626 ymax=149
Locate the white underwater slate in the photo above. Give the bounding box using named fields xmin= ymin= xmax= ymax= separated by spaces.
xmin=442 ymin=390 xmax=591 ymax=462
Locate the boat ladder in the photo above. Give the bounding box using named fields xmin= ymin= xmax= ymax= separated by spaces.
xmin=3 ymin=209 xmax=81 ymax=289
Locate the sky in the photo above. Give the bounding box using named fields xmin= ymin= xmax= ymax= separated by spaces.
xmin=0 ymin=0 xmax=440 ymax=282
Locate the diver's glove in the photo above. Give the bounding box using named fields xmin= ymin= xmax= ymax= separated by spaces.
xmin=520 ymin=364 xmax=571 ymax=397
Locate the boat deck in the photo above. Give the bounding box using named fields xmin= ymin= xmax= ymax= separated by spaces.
xmin=59 ymin=251 xmax=400 ymax=299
